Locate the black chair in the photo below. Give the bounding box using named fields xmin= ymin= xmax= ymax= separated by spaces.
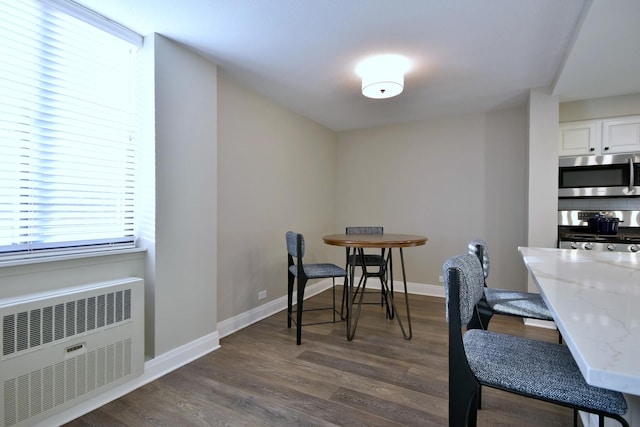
xmin=466 ymin=239 xmax=555 ymax=334
xmin=467 ymin=240 xmax=561 ymax=410
xmin=342 ymin=226 xmax=390 ymax=317
xmin=443 ymin=253 xmax=628 ymax=427
xmin=286 ymin=231 xmax=347 ymax=345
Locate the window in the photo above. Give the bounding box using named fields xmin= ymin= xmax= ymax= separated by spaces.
xmin=0 ymin=0 xmax=142 ymax=260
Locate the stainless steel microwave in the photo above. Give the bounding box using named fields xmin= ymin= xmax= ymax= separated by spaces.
xmin=558 ymin=153 xmax=640 ymax=197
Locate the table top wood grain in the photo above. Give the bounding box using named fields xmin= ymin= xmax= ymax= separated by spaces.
xmin=323 ymin=233 xmax=427 ymax=248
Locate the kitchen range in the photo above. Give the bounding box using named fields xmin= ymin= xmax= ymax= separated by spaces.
xmin=558 ymin=210 xmax=640 ymax=252
xmin=557 ymin=150 xmax=640 ymax=252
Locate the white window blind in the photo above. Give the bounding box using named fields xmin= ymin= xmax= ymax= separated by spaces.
xmin=0 ymin=0 xmax=140 ymax=260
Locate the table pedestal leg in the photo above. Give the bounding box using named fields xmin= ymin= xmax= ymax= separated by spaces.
xmin=346 ymin=247 xmax=368 ymax=340
xmin=384 ymin=248 xmax=412 ymax=340
xmin=346 ymin=247 xmax=412 ymax=341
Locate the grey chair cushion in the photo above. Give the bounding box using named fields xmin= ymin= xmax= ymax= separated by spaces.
xmin=468 ymin=238 xmax=553 ymax=322
xmin=286 ymin=231 xmax=304 ymax=258
xmin=464 ymin=329 xmax=627 ymax=416
xmin=289 ymin=263 xmax=346 ymax=279
xmin=484 ymin=288 xmax=553 ymax=320
xmin=346 ymin=226 xmax=383 ymax=235
xmin=287 ymin=231 xmax=346 ymax=279
xmin=443 ymin=254 xmax=485 ymax=326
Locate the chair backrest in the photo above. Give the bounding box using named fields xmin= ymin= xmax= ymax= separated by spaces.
xmin=286 ymin=231 xmax=305 ymax=258
xmin=346 ymin=226 xmax=383 ymax=235
xmin=444 ymin=253 xmax=485 ymax=425
xmin=345 ymin=226 xmax=384 ymax=262
xmin=443 ymin=253 xmax=485 ymax=326
xmin=467 ymin=239 xmax=490 ymax=279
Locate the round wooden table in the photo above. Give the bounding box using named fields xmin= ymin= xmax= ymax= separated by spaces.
xmin=323 ymin=233 xmax=427 ymax=248
xmin=323 ymin=233 xmax=427 ymax=340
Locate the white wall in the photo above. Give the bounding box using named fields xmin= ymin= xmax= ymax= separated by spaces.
xmin=526 ymin=88 xmax=559 ymax=291
xmin=153 ymin=35 xmax=218 ymax=356
xmin=0 ymin=253 xmax=145 ymax=300
xmin=335 ymin=107 xmax=528 ymax=291
xmin=559 ymin=93 xmax=640 ymax=122
xmin=216 ymin=74 xmax=339 ymax=321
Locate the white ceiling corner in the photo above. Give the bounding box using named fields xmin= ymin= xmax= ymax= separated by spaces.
xmin=74 ymin=0 xmax=640 ymax=131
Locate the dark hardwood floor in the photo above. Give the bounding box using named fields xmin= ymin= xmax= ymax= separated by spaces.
xmin=66 ymin=288 xmax=572 ymax=426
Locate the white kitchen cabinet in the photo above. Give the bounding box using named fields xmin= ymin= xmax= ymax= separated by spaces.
xmin=559 ymin=115 xmax=640 ymax=156
xmin=558 ymin=121 xmax=599 ymax=156
xmin=601 ymin=115 xmax=640 ymax=154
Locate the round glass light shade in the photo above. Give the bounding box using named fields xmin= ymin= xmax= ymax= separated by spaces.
xmin=361 ymin=72 xmax=404 ymax=99
xmin=355 ymin=54 xmax=410 ymax=99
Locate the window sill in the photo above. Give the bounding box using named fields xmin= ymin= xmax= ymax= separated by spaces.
xmin=0 ymin=247 xmax=147 ymax=268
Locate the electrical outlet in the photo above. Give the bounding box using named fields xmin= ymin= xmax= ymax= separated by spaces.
xmin=439 ymin=275 xmax=444 ymax=283
xmin=258 ymin=290 xmax=267 ymax=300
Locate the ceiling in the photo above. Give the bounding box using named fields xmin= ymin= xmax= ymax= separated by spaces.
xmin=75 ymin=0 xmax=640 ymax=132
xmin=551 ymin=0 xmax=640 ymax=103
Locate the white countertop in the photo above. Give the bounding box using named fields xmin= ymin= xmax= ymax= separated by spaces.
xmin=519 ymin=247 xmax=640 ymax=395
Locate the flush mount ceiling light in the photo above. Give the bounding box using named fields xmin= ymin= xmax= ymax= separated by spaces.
xmin=355 ymin=54 xmax=411 ymax=99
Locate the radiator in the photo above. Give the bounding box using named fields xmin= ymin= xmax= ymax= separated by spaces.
xmin=1 ymin=278 xmax=144 ymax=427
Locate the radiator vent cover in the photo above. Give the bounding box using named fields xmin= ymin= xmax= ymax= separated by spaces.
xmin=3 ymin=289 xmax=131 ymax=357
xmin=0 ymin=278 xmax=144 ymax=427
xmin=4 ymin=339 xmax=131 ymax=426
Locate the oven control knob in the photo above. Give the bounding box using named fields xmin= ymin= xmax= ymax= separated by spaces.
xmin=607 ymin=244 xmax=616 ymax=251
xmin=570 ymin=242 xmax=578 ymax=249
xmin=630 ymin=245 xmax=639 ymax=253
xmin=584 ymin=242 xmax=593 ymax=250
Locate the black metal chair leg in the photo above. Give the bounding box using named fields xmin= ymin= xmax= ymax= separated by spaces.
xmin=287 ymin=273 xmax=294 ymax=328
xmin=468 ymin=391 xmax=479 ymax=427
xmin=296 ymin=277 xmax=306 ymax=345
xmin=332 ymin=278 xmax=336 ymax=322
xmin=340 ymin=266 xmax=349 ymax=320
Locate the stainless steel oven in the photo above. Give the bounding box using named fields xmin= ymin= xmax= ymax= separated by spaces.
xmin=558 ymin=153 xmax=640 ymax=197
xmin=558 ymin=210 xmax=640 ymax=252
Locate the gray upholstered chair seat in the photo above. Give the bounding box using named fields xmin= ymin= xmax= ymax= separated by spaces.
xmin=484 ymin=288 xmax=553 ymax=319
xmin=467 ymin=240 xmax=557 ymax=339
xmin=289 ymin=263 xmax=347 ymax=279
xmin=464 ymin=329 xmax=627 ymax=416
